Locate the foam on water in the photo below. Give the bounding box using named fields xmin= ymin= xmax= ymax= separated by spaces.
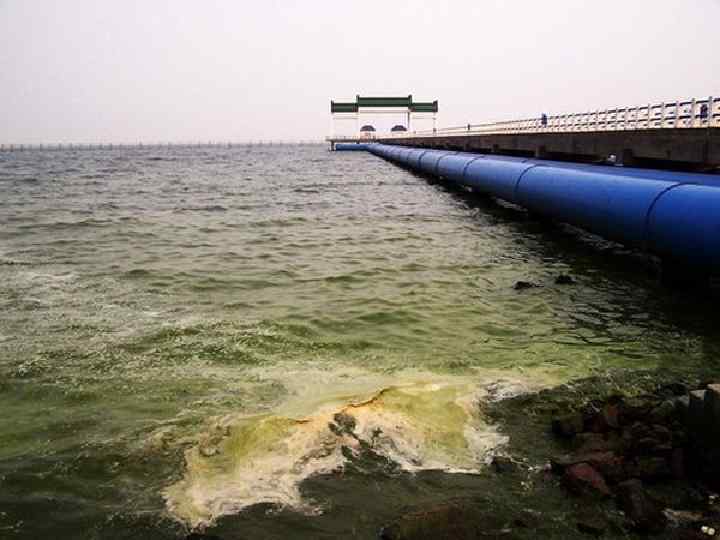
xmin=163 ymin=369 xmax=536 ymax=528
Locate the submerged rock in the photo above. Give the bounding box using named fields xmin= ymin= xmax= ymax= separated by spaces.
xmin=513 ymin=280 xmax=538 ymax=291
xmin=379 ymin=499 xmax=511 ymax=540
xmin=490 ymin=455 xmax=517 ymax=474
xmin=329 ymin=411 xmax=357 ymax=437
xmin=555 ymin=274 xmax=575 ymax=285
xmin=575 ymin=512 xmax=607 ymax=536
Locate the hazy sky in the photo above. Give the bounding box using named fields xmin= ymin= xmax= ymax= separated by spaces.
xmin=2 ymin=0 xmax=718 ymax=143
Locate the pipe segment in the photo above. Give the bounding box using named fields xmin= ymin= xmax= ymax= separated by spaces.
xmin=335 ymin=143 xmax=371 ymax=151
xmin=646 ymin=184 xmax=720 ymax=267
xmin=514 ymin=166 xmax=674 ymax=246
xmin=366 ymin=143 xmax=720 ymax=270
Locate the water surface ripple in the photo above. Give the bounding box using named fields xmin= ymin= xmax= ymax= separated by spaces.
xmin=1 ymin=145 xmax=718 ymax=538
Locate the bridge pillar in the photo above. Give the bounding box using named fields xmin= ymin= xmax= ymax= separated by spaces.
xmin=620 ymin=148 xmax=636 ymax=167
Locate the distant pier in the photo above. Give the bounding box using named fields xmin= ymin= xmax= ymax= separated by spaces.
xmin=0 ymin=140 xmax=324 ymax=153
xmin=329 ymin=96 xmax=720 ymax=171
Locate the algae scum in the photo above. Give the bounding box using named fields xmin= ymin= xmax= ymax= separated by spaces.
xmin=1 ymin=145 xmax=719 ymax=539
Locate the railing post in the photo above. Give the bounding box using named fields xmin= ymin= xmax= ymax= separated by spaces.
xmin=690 ymin=98 xmax=697 ymax=128
xmin=710 ymin=96 xmax=715 ymax=127
xmin=660 ymin=102 xmax=666 ymax=128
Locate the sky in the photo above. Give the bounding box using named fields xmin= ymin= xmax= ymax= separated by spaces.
xmin=1 ymin=0 xmax=719 ymax=143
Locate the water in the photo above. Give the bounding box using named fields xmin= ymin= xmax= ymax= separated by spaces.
xmin=1 ymin=145 xmax=719 ymax=538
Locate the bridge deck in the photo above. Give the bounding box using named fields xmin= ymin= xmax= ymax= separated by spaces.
xmin=378 ymin=128 xmax=720 ymax=171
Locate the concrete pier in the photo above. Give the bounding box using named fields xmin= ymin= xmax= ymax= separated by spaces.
xmin=378 ymin=128 xmax=720 ymax=172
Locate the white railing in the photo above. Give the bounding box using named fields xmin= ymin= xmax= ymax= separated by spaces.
xmin=326 ymin=134 xmax=377 ymax=141
xmin=380 ymin=96 xmax=719 ymax=138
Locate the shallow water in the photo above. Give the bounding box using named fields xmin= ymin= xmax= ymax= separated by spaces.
xmin=1 ymin=145 xmax=719 ymax=538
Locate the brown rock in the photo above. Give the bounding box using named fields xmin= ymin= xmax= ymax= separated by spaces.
xmin=552 ymin=451 xmax=616 ymax=472
xmin=564 ymin=463 xmax=611 ymax=496
xmin=602 ymin=402 xmax=621 ymax=430
xmin=615 ymin=479 xmax=667 ymax=533
xmin=552 ymin=413 xmax=584 ymax=438
xmin=573 ymin=432 xmax=613 ymax=453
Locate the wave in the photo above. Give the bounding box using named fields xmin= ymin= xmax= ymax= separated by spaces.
xmin=173 ymin=205 xmax=228 ymax=213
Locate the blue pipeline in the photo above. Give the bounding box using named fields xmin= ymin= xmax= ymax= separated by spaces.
xmin=367 ymin=143 xmax=720 ymax=270
xmin=335 ymin=143 xmax=372 ymax=151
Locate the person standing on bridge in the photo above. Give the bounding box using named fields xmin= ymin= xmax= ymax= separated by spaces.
xmin=541 ymin=113 xmax=548 ymax=127
xmin=700 ymin=103 xmax=709 ymax=120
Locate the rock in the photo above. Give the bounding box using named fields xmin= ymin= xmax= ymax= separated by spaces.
xmin=619 ymin=400 xmax=653 ymax=426
xmin=585 ymin=403 xmax=621 ymax=433
xmin=602 ymin=402 xmax=621 ymax=430
xmin=555 ymin=274 xmax=575 ymax=285
xmin=625 ymin=422 xmax=652 ymax=447
xmin=673 ymin=530 xmax=709 ymax=540
xmin=673 ymin=428 xmax=688 ymax=448
xmin=664 ymin=508 xmax=705 ymax=528
xmin=329 ymin=412 xmax=356 ymax=436
xmin=615 ymin=479 xmax=667 ymax=533
xmin=649 ymin=400 xmax=677 ymax=424
xmin=551 ymin=453 xmax=580 ymax=473
xmin=379 ymin=499 xmax=511 ymax=540
xmin=675 ymin=395 xmax=691 ymax=419
xmin=629 ymin=456 xmax=672 ymax=481
xmin=491 ymin=455 xmax=517 ymax=474
xmin=705 ymin=384 xmax=720 ymax=434
xmin=564 ymin=463 xmax=611 ymax=496
xmin=514 ymin=280 xmax=538 ymax=290
xmin=513 ymin=509 xmax=543 ymax=529
xmin=590 ymin=453 xmax=626 ymax=484
xmin=576 ymin=513 xmax=607 ymax=536
xmin=552 ymin=413 xmax=584 ymax=438
xmin=688 ymin=390 xmax=707 ymax=434
xmin=671 ymin=448 xmax=687 ymax=479
xmin=552 ymin=451 xmax=618 ymax=473
xmin=659 ymin=382 xmax=689 ymax=397
xmin=574 ymin=432 xmax=614 ymax=453
xmin=199 ymin=445 xmax=219 ymax=457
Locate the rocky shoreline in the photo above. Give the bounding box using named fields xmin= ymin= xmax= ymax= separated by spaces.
xmin=186 ymin=371 xmax=720 ymax=539
xmin=548 ymin=382 xmax=720 ymax=537
xmin=378 ymin=373 xmax=720 ymax=540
